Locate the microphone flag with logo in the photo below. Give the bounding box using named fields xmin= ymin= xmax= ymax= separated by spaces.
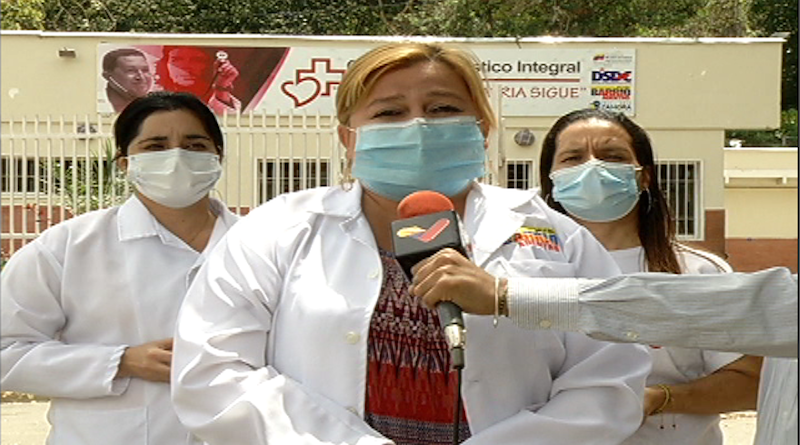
xmin=391 ymin=190 xmax=468 ymax=369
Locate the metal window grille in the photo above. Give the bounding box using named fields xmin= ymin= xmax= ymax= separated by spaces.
xmin=1 ymin=157 xmax=49 ymax=193
xmin=656 ymin=160 xmax=702 ymax=240
xmin=0 ymin=111 xmax=500 ymax=256
xmin=505 ymin=160 xmax=534 ymax=190
xmin=256 ymin=159 xmax=331 ymax=204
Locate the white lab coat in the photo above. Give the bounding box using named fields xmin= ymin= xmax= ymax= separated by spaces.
xmin=172 ymin=182 xmax=652 ymax=445
xmin=0 ymin=196 xmax=238 ymax=445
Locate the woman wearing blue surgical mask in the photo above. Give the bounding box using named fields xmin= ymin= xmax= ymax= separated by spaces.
xmin=0 ymin=91 xmax=239 ymax=445
xmin=539 ymin=108 xmax=763 ymax=445
xmin=172 ymin=42 xmax=651 ymax=445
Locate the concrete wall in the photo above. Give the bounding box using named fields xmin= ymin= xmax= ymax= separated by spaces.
xmin=724 ymin=148 xmax=798 ymax=272
xmin=1 ymin=32 xmax=786 ymax=248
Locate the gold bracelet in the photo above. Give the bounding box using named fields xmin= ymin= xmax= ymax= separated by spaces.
xmin=652 ymin=384 xmax=672 ymax=415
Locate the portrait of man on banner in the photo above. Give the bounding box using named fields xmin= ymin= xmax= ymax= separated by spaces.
xmin=98 ymin=44 xmax=289 ymax=114
xmin=101 ymin=47 xmax=154 ymax=113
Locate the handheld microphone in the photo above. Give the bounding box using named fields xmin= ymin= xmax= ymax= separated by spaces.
xmin=391 ymin=190 xmax=468 ymax=369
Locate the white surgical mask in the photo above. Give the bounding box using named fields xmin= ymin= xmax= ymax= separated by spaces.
xmin=127 ymin=148 xmax=222 ymax=208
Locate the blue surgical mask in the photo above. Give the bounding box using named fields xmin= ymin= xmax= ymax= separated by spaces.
xmin=549 ymin=158 xmax=641 ymax=222
xmin=351 ymin=116 xmax=486 ymax=202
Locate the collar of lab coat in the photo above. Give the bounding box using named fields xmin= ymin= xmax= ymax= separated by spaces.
xmin=116 ymin=194 xmax=236 ymax=245
xmin=313 ymin=181 xmax=543 ymax=266
xmin=464 ymin=184 xmax=543 ymax=267
xmin=313 ymin=181 xmax=539 ymax=219
xmin=117 ymin=195 xmax=161 ymax=242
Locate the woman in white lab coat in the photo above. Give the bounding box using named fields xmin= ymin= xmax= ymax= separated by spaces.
xmin=0 ymin=91 xmax=239 ymax=444
xmin=535 ymin=108 xmax=763 ymax=444
xmin=171 ymin=42 xmax=651 ymax=445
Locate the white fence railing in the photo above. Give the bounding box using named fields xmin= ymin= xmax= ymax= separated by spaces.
xmin=1 ymin=111 xmax=503 ymax=257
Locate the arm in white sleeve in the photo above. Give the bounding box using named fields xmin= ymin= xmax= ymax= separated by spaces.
xmin=465 ymin=336 xmax=650 ymax=445
xmin=462 ymin=221 xmax=648 ymax=444
xmin=1 ymin=241 xmax=129 ymax=398
xmin=171 ymin=225 xmax=389 ymax=445
xmin=507 ymin=267 xmax=798 ymax=358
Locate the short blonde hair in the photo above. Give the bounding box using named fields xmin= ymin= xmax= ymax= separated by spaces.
xmin=336 ymin=42 xmax=497 ymax=130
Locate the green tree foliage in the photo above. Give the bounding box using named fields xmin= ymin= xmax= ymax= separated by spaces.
xmin=662 ymin=0 xmax=750 ymax=37
xmin=384 ymin=0 xmax=763 ymax=39
xmin=29 ymin=0 xmax=395 ymax=34
xmin=728 ymin=109 xmax=799 ymax=147
xmin=1 ymin=0 xmax=45 ymax=30
xmin=387 ymin=0 xmax=707 ymax=38
xmin=0 ymin=0 xmax=759 ymax=38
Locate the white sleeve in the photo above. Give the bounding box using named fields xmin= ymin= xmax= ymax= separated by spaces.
xmin=171 ymin=224 xmax=389 ymax=445
xmin=1 ymin=240 xmax=129 ymax=399
xmin=679 ymin=248 xmax=743 ymax=372
xmin=507 ymin=268 xmax=798 ymax=358
xmin=470 ymin=221 xmax=648 ymax=444
xmin=464 ymin=334 xmax=650 ymax=445
xmin=505 ymin=223 xmax=618 ymax=331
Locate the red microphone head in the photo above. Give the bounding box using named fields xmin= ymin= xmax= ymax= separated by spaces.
xmin=397 ymin=190 xmax=455 ymax=218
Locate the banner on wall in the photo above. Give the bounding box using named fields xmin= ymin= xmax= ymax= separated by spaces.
xmin=97 ymin=44 xmax=635 ymax=116
xmin=476 ymin=48 xmax=636 ymax=116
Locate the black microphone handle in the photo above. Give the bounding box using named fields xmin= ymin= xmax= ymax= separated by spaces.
xmin=438 ymin=301 xmax=466 ymax=369
xmin=437 ymin=301 xmax=464 ymax=328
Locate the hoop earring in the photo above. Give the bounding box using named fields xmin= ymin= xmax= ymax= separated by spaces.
xmin=340 ymin=162 xmax=355 ymax=191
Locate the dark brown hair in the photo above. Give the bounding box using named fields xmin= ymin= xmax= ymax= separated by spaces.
xmin=102 ymin=47 xmax=147 ymax=73
xmin=114 ymin=91 xmax=224 ymax=158
xmin=539 ymin=108 xmax=681 ymax=274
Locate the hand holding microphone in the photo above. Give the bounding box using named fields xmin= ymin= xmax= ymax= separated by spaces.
xmin=392 ymin=190 xmax=495 ymax=369
xmin=392 ymin=192 xmax=479 ymax=445
xmin=410 ymin=249 xmax=497 ymax=317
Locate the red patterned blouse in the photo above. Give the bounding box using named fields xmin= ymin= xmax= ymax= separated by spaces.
xmin=364 ymin=249 xmax=470 ymax=445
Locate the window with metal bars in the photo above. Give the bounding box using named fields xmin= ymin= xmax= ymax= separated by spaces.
xmin=505 ymin=160 xmax=535 ymax=190
xmin=1 ymin=157 xmax=48 ymax=193
xmin=256 ymin=159 xmax=330 ymax=203
xmin=656 ymin=160 xmax=701 ymax=239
